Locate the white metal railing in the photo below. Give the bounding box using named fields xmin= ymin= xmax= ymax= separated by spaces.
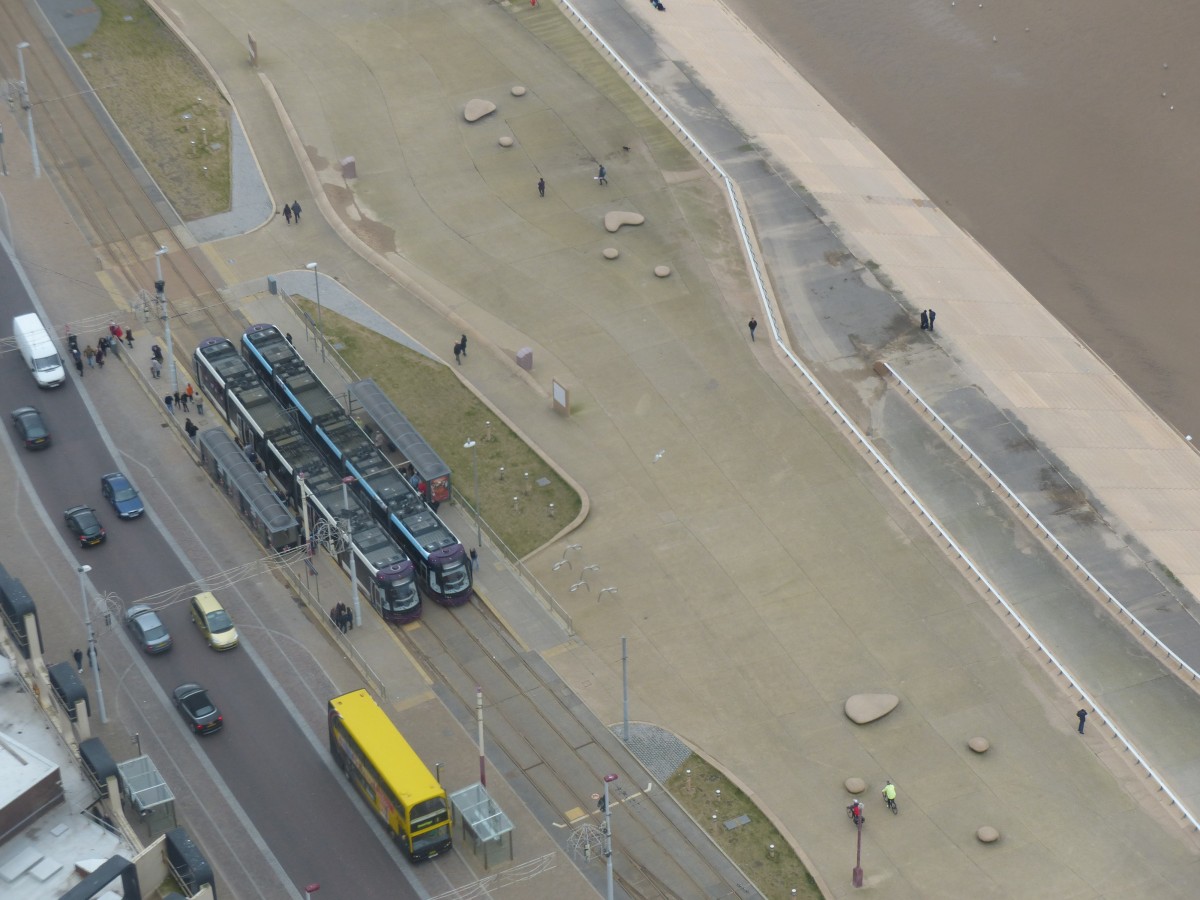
xmin=886 ymin=363 xmax=1200 ymax=684
xmin=554 ymin=0 xmax=1200 ymax=833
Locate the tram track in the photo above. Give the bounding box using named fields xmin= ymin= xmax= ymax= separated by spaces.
xmin=401 ymin=600 xmax=755 ymax=900
xmin=0 ymin=1 xmax=244 ymax=349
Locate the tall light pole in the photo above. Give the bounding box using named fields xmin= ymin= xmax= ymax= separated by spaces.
xmin=305 ymin=262 xmax=324 ymax=360
xmin=463 ymin=439 xmax=481 ymax=548
xmin=15 ymin=42 xmax=39 ymax=178
xmin=76 ymin=565 xmax=107 ymax=723
xmin=341 ymin=476 xmax=360 ymax=627
xmin=155 ymin=246 xmax=177 ymax=395
xmin=602 ymin=773 xmax=618 ymax=900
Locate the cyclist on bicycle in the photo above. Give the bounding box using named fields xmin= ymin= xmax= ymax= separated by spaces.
xmin=882 ymin=780 xmax=897 ymax=811
xmin=848 ymin=799 xmax=864 ymax=824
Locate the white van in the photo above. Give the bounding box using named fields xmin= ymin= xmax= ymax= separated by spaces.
xmin=13 ymin=313 xmax=65 ymax=388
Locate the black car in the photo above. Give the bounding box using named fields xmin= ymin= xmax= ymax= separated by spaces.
xmin=64 ymin=506 xmax=106 ymax=547
xmin=125 ymin=604 xmax=172 ymax=654
xmin=11 ymin=406 xmax=50 ymax=450
xmin=173 ymin=683 xmax=223 ymax=735
xmin=100 ymin=472 xmax=145 ymax=519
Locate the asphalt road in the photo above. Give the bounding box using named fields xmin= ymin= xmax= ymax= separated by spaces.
xmin=0 ymin=246 xmax=422 ymax=899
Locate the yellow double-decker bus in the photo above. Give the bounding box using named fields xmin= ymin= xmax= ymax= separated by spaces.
xmin=328 ymin=690 xmax=452 ymax=861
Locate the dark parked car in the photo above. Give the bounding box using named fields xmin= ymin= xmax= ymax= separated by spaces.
xmin=11 ymin=406 xmax=50 ymax=450
xmin=125 ymin=604 xmax=172 ymax=654
xmin=101 ymin=472 xmax=145 ymax=519
xmin=64 ymin=506 xmax=106 ymax=547
xmin=173 ymin=683 xmax=223 ymax=735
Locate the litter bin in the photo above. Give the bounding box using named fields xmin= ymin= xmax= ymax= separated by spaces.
xmin=267 ymin=275 xmax=278 ymax=295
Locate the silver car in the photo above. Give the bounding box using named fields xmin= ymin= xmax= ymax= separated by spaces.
xmin=125 ymin=604 xmax=172 ymax=655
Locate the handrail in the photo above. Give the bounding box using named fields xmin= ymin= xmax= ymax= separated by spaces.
xmin=554 ymin=0 xmax=1199 ymax=833
xmin=885 ymin=363 xmax=1200 ymax=689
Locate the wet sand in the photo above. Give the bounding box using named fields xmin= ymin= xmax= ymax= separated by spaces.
xmin=721 ymin=0 xmax=1200 ymax=431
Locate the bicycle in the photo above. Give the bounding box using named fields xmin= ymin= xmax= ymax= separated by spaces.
xmin=846 ymin=803 xmax=864 ymax=826
xmin=881 ymin=782 xmax=898 ymax=815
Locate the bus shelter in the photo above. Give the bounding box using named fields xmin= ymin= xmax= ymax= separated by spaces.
xmin=198 ymin=428 xmax=300 ymax=551
xmin=117 ymin=755 xmax=175 ymax=834
xmin=449 ymin=782 xmax=513 ymax=870
xmin=348 ymin=379 xmax=452 ymax=504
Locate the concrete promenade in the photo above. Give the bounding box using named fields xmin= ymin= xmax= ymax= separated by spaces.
xmin=8 ymin=0 xmax=1200 ymax=896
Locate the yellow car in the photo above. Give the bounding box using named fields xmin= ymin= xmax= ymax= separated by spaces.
xmin=189 ymin=592 xmax=239 ymax=651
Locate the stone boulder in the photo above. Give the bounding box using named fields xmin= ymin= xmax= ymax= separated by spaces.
xmin=498 ymin=136 xmax=514 ymax=147
xmin=977 ymin=826 xmax=1000 ymax=843
xmin=968 ymin=737 xmax=990 ymax=753
xmin=603 ymin=248 xmax=619 ymax=260
xmin=604 ymin=211 xmax=645 ymax=233
xmin=654 ymin=265 xmax=671 ymax=278
xmin=844 ymin=777 xmax=866 ymax=794
xmin=511 ymin=85 xmax=527 ymax=96
xmin=844 ymin=693 xmax=899 ymax=724
xmin=464 ymin=99 xmax=496 ymax=122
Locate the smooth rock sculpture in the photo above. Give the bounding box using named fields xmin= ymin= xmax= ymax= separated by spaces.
xmin=844 ymin=777 xmax=866 ymax=794
xmin=844 ymin=693 xmax=899 ymax=724
xmin=604 ymin=211 xmax=645 ymax=233
xmin=977 ymin=826 xmax=1000 ymax=843
xmin=654 ymin=265 xmax=671 ymax=277
xmin=464 ymin=99 xmax=496 ymax=122
xmin=968 ymin=737 xmax=990 ymax=753
xmin=511 ymin=85 xmax=527 ymax=96
xmin=498 ymin=136 xmax=514 ymax=147
xmin=603 ymin=248 xmax=619 ymax=259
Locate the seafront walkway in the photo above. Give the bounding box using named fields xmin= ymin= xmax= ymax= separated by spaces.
xmin=9 ymin=0 xmax=1200 ymax=894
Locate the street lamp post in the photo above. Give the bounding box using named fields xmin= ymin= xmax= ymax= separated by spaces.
xmin=602 ymin=773 xmax=618 ymax=900
xmin=76 ymin=565 xmax=107 ymax=723
xmin=305 ymin=262 xmax=324 ymax=360
xmin=155 ymin=247 xmax=177 ymax=396
xmin=341 ymin=476 xmax=360 ymax=627
xmin=15 ymin=41 xmax=40 ymax=178
xmin=463 ymin=439 xmax=481 ymax=548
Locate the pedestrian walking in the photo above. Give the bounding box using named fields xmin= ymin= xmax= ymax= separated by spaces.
xmin=537 ymin=177 xmax=545 ymax=197
xmin=164 ymin=394 xmax=174 ymax=414
xmin=95 ymin=346 xmax=105 ymax=368
xmin=185 ymin=418 xmax=198 ymax=444
xmin=283 ymin=204 xmax=293 ymax=225
xmin=920 ymin=310 xmax=929 ymax=330
xmin=125 ymin=326 xmax=134 ymax=348
xmin=150 ymin=358 xmax=161 ymax=379
xmin=453 ymin=341 xmax=463 ymax=365
xmin=84 ymin=345 xmax=96 ymax=368
xmin=459 ymin=334 xmax=468 ymax=357
xmin=597 ymin=164 xmax=607 ymax=186
xmin=152 ymin=344 xmax=164 ymax=363
xmin=1077 ymin=708 xmax=1087 ymax=734
xmin=179 ymin=392 xmax=190 ymax=413
xmin=748 ymin=317 xmax=757 ymax=341
xmin=74 ymin=354 xmax=84 ymax=376
xmin=108 ymin=334 xmax=121 ymax=359
xmin=186 ymin=383 xmax=195 ymax=403
xmin=109 ymin=321 xmax=119 ymax=340
xmin=928 ymin=309 xmax=937 ymax=331
xmin=73 ymin=648 xmax=83 ymax=673
xmin=286 ymin=333 xmax=294 ymax=345
xmin=291 ymin=200 xmax=302 ymax=223
xmin=470 ymin=547 xmax=479 ymax=571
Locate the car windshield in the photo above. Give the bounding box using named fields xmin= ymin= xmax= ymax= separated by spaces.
xmin=140 ymin=618 xmax=166 ymax=640
xmin=113 ymin=486 xmax=137 ymax=501
xmin=207 ymin=610 xmax=234 ymax=633
xmin=34 ymin=355 xmax=61 ymax=372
